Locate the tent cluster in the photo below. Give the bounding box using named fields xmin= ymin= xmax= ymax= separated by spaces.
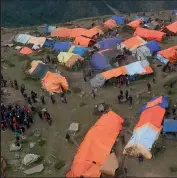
xmin=66 ymin=110 xmax=124 ymax=177
xmin=123 ymin=96 xmax=169 ymax=159
xmin=28 ymin=60 xmax=69 ymax=94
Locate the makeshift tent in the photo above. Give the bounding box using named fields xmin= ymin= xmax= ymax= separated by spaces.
xmin=134 ymin=16 xmax=150 ymax=23
xmin=70 ymin=28 xmax=88 ymax=38
xmin=32 ymin=44 xmax=40 ymax=50
xmin=68 ymin=46 xmax=88 ymax=56
xmin=112 ymin=16 xmax=125 ymax=25
xmin=81 ymin=28 xmax=99 ymax=38
xmin=96 ymin=37 xmax=122 ymax=51
xmin=157 ymin=46 xmax=177 ymax=63
xmin=163 ymin=119 xmax=177 ymax=133
xmin=74 ymin=36 xmax=94 ymax=47
xmin=43 ymin=40 xmax=55 ymax=48
xmin=53 ymin=42 xmax=72 ymax=52
xmin=90 ymin=48 xmax=119 ymax=70
xmin=57 ymin=52 xmax=84 ymax=68
xmin=29 ymin=63 xmax=50 ymax=78
xmin=44 ymin=25 xmax=56 ymax=33
xmin=119 ymin=36 xmax=147 ymax=51
xmin=123 ymin=123 xmax=162 ymax=159
xmin=20 ymin=47 xmax=33 ymax=55
xmin=14 ymin=34 xmax=31 ymax=44
xmin=165 ymin=21 xmax=177 ymax=34
xmin=51 ymin=28 xmax=72 ymax=38
xmin=145 ymin=40 xmax=161 ymax=54
xmin=172 ymin=10 xmax=177 ymax=15
xmin=41 ymin=72 xmax=69 ymax=93
xmin=138 ymin=96 xmax=169 ymax=114
xmin=66 ymin=110 xmax=123 ymax=177
xmin=92 ymin=26 xmax=105 ymax=35
xmin=104 ymin=19 xmax=117 ymax=29
xmin=127 ymin=19 xmax=143 ymax=29
xmin=134 ymin=27 xmax=166 ymax=42
xmin=27 ymin=36 xmax=46 ymax=47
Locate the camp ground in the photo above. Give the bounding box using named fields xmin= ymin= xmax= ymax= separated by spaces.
xmin=1 ymin=9 xmax=177 ymax=178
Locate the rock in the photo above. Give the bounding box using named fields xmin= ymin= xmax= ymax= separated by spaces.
xmin=14 ymin=153 xmax=20 ymax=159
xmin=10 ymin=143 xmax=22 ymax=152
xmin=29 ymin=142 xmax=36 ymax=148
xmin=8 ymin=159 xmax=21 ymax=166
xmin=68 ymin=123 xmax=79 ymax=133
xmin=24 ymin=164 xmax=44 ymax=175
xmin=98 ymin=104 xmax=105 ymax=112
xmin=23 ymin=154 xmax=40 ymax=166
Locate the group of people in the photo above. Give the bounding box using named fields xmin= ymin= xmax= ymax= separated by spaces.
xmin=117 ymin=89 xmax=133 ymax=105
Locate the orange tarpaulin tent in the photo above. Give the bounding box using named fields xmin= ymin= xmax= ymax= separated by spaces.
xmin=127 ymin=19 xmax=143 ymax=29
xmin=104 ymin=19 xmax=117 ymax=29
xmin=20 ymin=47 xmax=33 ymax=55
xmin=41 ymin=72 xmax=69 ymax=93
xmin=101 ymin=66 xmax=128 ymax=80
xmin=140 ymin=66 xmax=154 ymax=75
xmin=70 ymin=28 xmax=88 ymax=38
xmin=74 ymin=36 xmax=94 ymax=47
xmin=165 ymin=21 xmax=177 ymax=34
xmin=51 ymin=28 xmax=72 ymax=38
xmin=135 ymin=105 xmax=165 ymax=129
xmin=81 ymin=28 xmax=99 ymax=38
xmin=134 ymin=27 xmax=166 ymax=42
xmin=123 ymin=36 xmax=147 ymax=51
xmin=158 ymin=46 xmax=177 ymax=63
xmin=66 ymin=110 xmax=123 ymax=178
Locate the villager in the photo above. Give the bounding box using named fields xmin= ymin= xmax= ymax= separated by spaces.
xmin=10 ymin=80 xmax=14 ymax=88
xmin=38 ymin=110 xmax=43 ymax=120
xmin=172 ymin=105 xmax=176 ymax=116
xmin=14 ymin=79 xmax=18 ymax=90
xmin=117 ymin=95 xmax=122 ymax=104
xmin=153 ymin=78 xmax=156 ymax=84
xmin=65 ymin=130 xmax=71 ymax=142
xmin=50 ymin=94 xmax=56 ymax=104
xmin=44 ymin=111 xmax=52 ymax=125
xmin=125 ymin=90 xmax=129 ymax=100
xmin=27 ymin=97 xmax=32 ymax=105
xmin=60 ymin=92 xmax=67 ymax=104
xmin=20 ymin=84 xmax=25 ymax=95
xmin=40 ymin=94 xmax=45 ymax=105
xmin=138 ymin=154 xmax=144 ymax=163
xmin=128 ymin=96 xmax=133 ymax=105
xmin=3 ymin=79 xmax=7 ymax=87
xmin=147 ymin=82 xmax=151 ymax=91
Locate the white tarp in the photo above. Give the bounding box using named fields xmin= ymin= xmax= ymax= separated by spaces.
xmin=14 ymin=34 xmax=31 ymax=44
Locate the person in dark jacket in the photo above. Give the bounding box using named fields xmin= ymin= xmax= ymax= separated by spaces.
xmin=14 ymin=79 xmax=18 ymax=90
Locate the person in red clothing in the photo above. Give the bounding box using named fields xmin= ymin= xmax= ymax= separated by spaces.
xmin=43 ymin=111 xmax=52 ymax=125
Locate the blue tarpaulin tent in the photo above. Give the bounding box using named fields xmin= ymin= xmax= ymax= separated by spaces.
xmin=135 ymin=16 xmax=150 ymax=23
xmin=145 ymin=40 xmax=161 ymax=54
xmin=72 ymin=46 xmax=88 ymax=56
xmin=163 ymin=119 xmax=177 ymax=133
xmin=43 ymin=40 xmax=55 ymax=48
xmin=138 ymin=96 xmax=169 ymax=114
xmin=172 ymin=10 xmax=177 ymax=15
xmin=31 ymin=63 xmax=50 ymax=78
xmin=112 ymin=16 xmax=125 ymax=25
xmin=53 ymin=42 xmax=72 ymax=52
xmin=97 ymin=37 xmax=122 ymax=50
xmin=44 ymin=24 xmax=56 ymax=33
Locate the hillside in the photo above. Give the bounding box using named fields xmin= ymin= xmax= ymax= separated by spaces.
xmin=1 ymin=0 xmax=177 ymax=27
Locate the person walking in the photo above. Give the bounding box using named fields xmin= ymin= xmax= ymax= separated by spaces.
xmin=153 ymin=78 xmax=156 ymax=84
xmin=14 ymin=79 xmax=18 ymax=90
xmin=20 ymin=84 xmax=25 ymax=96
xmin=128 ymin=95 xmax=133 ymax=105
xmin=40 ymin=94 xmax=45 ymax=105
xmin=50 ymin=94 xmax=56 ymax=104
xmin=147 ymin=82 xmax=151 ymax=92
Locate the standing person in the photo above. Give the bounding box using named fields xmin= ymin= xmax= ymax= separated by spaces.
xmin=40 ymin=94 xmax=45 ymax=105
xmin=125 ymin=90 xmax=129 ymax=100
xmin=20 ymin=84 xmax=25 ymax=96
xmin=147 ymin=82 xmax=151 ymax=92
xmin=14 ymin=79 xmax=18 ymax=90
xmin=27 ymin=96 xmax=32 ymax=105
xmin=50 ymin=94 xmax=56 ymax=104
xmin=31 ymin=91 xmax=37 ymax=103
xmin=128 ymin=95 xmax=133 ymax=105
xmin=91 ymin=88 xmax=97 ymax=98
xmin=60 ymin=92 xmax=67 ymax=104
xmin=10 ymin=80 xmax=14 ymax=88
xmin=138 ymin=154 xmax=144 ymax=163
xmin=117 ymin=95 xmax=122 ymax=104
xmin=153 ymin=78 xmax=156 ymax=84
xmin=3 ymin=79 xmax=7 ymax=87
xmin=38 ymin=109 xmax=43 ymax=120
xmin=172 ymin=105 xmax=176 ymax=116
xmin=44 ymin=111 xmax=52 ymax=125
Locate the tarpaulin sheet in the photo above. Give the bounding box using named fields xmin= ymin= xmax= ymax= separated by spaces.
xmin=53 ymin=42 xmax=72 ymax=52
xmin=20 ymin=47 xmax=33 ymax=55
xmin=125 ymin=61 xmax=146 ymax=75
xmin=66 ymin=110 xmax=123 ymax=177
xmin=74 ymin=36 xmax=93 ymax=47
xmin=123 ymin=123 xmax=161 ymax=159
xmin=96 ymin=37 xmax=122 ymax=50
xmin=127 ymin=19 xmax=143 ymax=29
xmin=27 ymin=36 xmax=46 ymax=47
xmin=122 ymin=36 xmax=147 ymax=51
xmin=44 ymin=25 xmax=56 ymax=33
xmin=135 ymin=105 xmax=165 ymax=129
xmin=51 ymin=28 xmax=72 ymax=38
xmin=112 ymin=16 xmax=125 ymax=25
xmin=43 ymin=40 xmax=55 ymax=48
xmin=41 ymin=72 xmax=69 ymax=93
xmin=158 ymin=46 xmax=177 ymax=63
xmin=166 ymin=21 xmax=177 ymax=34
xmin=163 ymin=119 xmax=177 ymax=133
xmin=70 ymin=28 xmax=88 ymax=38
xmin=134 ymin=16 xmax=150 ymax=23
xmin=68 ymin=46 xmax=88 ymax=56
xmin=104 ymin=19 xmax=117 ymax=29
xmin=14 ymin=34 xmax=31 ymax=44
xmin=134 ymin=27 xmax=166 ymax=42
xmin=145 ymin=40 xmax=161 ymax=54
xmin=81 ymin=28 xmax=99 ymax=38
xmin=156 ymin=54 xmax=169 ymax=64
xmin=140 ymin=66 xmax=154 ymax=75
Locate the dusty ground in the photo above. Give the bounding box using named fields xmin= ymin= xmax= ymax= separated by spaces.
xmin=1 ymin=11 xmax=177 ymax=177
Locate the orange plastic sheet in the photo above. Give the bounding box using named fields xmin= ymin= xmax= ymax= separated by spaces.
xmin=135 ymin=105 xmax=165 ymax=129
xmin=81 ymin=28 xmax=99 ymax=38
xmin=104 ymin=19 xmax=117 ymax=29
xmin=70 ymin=28 xmax=88 ymax=38
xmin=134 ymin=27 xmax=166 ymax=42
xmin=20 ymin=47 xmax=33 ymax=55
xmin=41 ymin=72 xmax=69 ymax=93
xmin=74 ymin=36 xmax=93 ymax=47
xmin=158 ymin=46 xmax=177 ymax=63
xmin=92 ymin=26 xmax=105 ymax=35
xmin=66 ymin=110 xmax=123 ymax=178
xmin=140 ymin=66 xmax=154 ymax=75
xmin=51 ymin=28 xmax=72 ymax=38
xmin=127 ymin=19 xmax=143 ymax=29
xmin=101 ymin=66 xmax=128 ymax=80
xmin=123 ymin=36 xmax=147 ymax=51
xmin=165 ymin=21 xmax=177 ymax=34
